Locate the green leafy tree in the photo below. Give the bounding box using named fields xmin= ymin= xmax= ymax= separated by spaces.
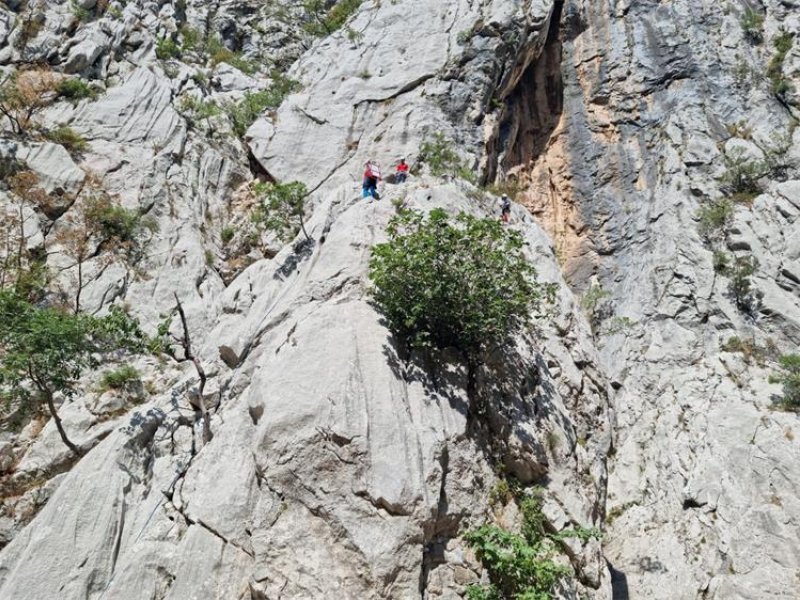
xmin=252 ymin=181 xmax=311 ymax=242
xmin=369 ymin=209 xmax=548 ymax=389
xmin=0 ymin=292 xmax=147 ymax=455
xmin=769 ymin=354 xmax=800 ymax=409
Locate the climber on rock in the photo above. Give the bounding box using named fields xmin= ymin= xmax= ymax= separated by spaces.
xmin=363 ymin=160 xmax=381 ymax=200
xmin=500 ymin=194 xmax=511 ymax=224
xmin=395 ymin=157 xmax=409 ymax=184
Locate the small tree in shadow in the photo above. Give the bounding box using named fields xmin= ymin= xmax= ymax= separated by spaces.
xmin=465 ymin=485 xmax=600 ymax=599
xmin=369 ymin=208 xmax=549 ymax=400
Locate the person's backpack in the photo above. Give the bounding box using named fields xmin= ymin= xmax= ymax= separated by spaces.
xmin=366 ymin=162 xmax=381 ymax=180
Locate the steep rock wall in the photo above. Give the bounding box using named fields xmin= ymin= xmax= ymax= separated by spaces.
xmin=0 ymin=1 xmax=613 ymax=599
xmin=506 ymin=1 xmax=800 ymax=598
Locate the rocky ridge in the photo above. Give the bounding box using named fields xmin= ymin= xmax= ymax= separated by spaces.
xmin=0 ymin=0 xmax=797 ymax=599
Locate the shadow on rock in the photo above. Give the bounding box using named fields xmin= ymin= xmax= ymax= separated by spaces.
xmin=273 ymin=237 xmax=316 ymax=281
xmin=380 ymin=330 xmax=569 ymax=485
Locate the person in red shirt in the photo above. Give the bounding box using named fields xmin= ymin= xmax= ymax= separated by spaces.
xmin=362 ymin=160 xmax=381 ymax=199
xmin=395 ymin=157 xmax=409 ymax=183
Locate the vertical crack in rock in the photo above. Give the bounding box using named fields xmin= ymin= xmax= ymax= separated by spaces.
xmin=419 ymin=443 xmax=451 ymax=598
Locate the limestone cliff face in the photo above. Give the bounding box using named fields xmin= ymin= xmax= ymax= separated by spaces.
xmin=510 ymin=2 xmax=800 ymax=598
xmin=0 ymin=0 xmax=798 ymax=599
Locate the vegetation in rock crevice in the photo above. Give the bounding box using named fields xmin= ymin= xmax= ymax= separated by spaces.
xmin=465 ymin=483 xmax=600 ymax=599
xmin=302 ymin=0 xmax=365 ymax=37
xmin=417 ymin=132 xmax=477 ymax=183
xmin=769 ymin=354 xmax=800 ymax=410
xmin=252 ymin=180 xmax=311 ymax=242
xmin=767 ymin=31 xmax=794 ymax=98
xmin=226 ymin=72 xmax=302 ymax=137
xmin=740 ymin=8 xmax=764 ymax=45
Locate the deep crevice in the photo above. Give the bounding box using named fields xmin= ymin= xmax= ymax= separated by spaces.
xmin=485 ymin=0 xmax=565 ymax=183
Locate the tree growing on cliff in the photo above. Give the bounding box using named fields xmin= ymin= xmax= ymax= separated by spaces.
xmin=55 ymin=188 xmax=154 ymax=313
xmin=369 ymin=208 xmax=549 ymax=389
xmin=0 ymin=292 xmax=147 ymax=455
xmin=252 ymin=180 xmax=311 ymax=242
xmin=769 ymin=353 xmax=800 ymax=410
xmin=0 ymin=67 xmax=61 ymax=134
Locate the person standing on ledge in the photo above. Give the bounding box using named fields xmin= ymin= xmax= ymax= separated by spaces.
xmin=501 ymin=194 xmax=511 ymax=224
xmin=363 ymin=160 xmax=381 ymax=200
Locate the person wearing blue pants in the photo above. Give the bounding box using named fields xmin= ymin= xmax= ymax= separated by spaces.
xmin=362 ymin=161 xmax=381 ymax=200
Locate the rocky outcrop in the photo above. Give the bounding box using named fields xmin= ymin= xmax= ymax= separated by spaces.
xmin=0 ymin=0 xmax=799 ymax=598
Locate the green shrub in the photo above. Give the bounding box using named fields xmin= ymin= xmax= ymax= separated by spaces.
xmin=303 ymin=0 xmax=363 ymax=36
xmin=226 ymin=73 xmax=301 ymax=136
xmin=581 ymin=283 xmax=611 ymax=332
xmin=179 ymin=25 xmax=203 ymax=53
xmin=728 ymin=255 xmax=761 ymax=313
xmin=713 ymin=250 xmax=730 ymax=273
xmin=178 ymin=96 xmax=220 ymax=126
xmin=46 ymin=126 xmax=88 ymax=152
xmin=0 ymin=292 xmax=146 ymax=454
xmin=769 ymin=354 xmax=800 ymax=409
xmin=155 ymin=36 xmax=181 ymax=60
xmin=252 ymin=181 xmax=310 ymax=241
xmin=697 ymin=199 xmax=733 ymax=241
xmin=99 ymin=365 xmax=140 ymax=391
xmin=57 ymin=78 xmax=95 ymax=102
xmin=221 ymin=226 xmax=235 ymax=244
xmin=720 ymin=152 xmax=766 ymax=202
xmin=83 ymin=198 xmax=147 ymax=244
xmin=767 ymin=32 xmax=794 ymax=97
xmin=417 ymin=132 xmax=475 ymax=180
xmin=72 ymin=2 xmax=92 ymax=22
xmin=207 ymin=36 xmax=256 ymax=74
xmin=464 ymin=490 xmax=599 ymax=600
xmin=369 ymin=209 xmax=547 ymax=371
xmin=741 ymin=8 xmax=764 ymax=44
xmin=457 ymin=28 xmax=474 ymax=45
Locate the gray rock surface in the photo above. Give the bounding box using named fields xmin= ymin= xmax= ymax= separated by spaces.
xmin=0 ymin=0 xmax=798 ymax=598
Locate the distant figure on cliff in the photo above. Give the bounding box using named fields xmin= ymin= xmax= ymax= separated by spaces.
xmin=501 ymin=194 xmax=511 ymax=224
xmin=395 ymin=157 xmax=409 ymax=184
xmin=363 ymin=160 xmax=381 ymax=200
